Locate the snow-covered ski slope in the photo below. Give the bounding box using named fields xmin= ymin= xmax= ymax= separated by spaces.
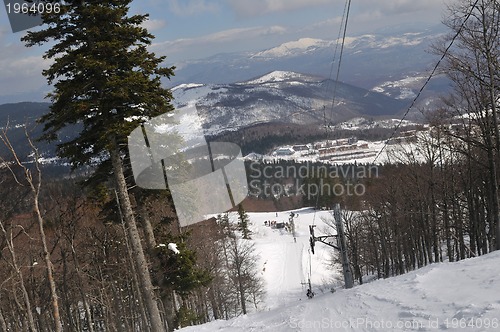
xmin=242 ymin=208 xmax=341 ymax=310
xmin=181 ymin=208 xmax=500 ymax=331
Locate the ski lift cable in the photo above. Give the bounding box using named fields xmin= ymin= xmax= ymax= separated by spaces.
xmin=308 ymin=2 xmax=352 ymax=293
xmin=328 ymin=0 xmax=352 ymax=127
xmin=322 ymin=0 xmax=350 ymax=129
xmin=312 ymin=0 xmax=352 ymax=229
xmin=372 ymin=0 xmax=481 ymax=164
xmin=325 ymin=0 xmax=349 ymax=92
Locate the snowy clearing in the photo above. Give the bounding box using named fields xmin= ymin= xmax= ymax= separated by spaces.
xmin=180 ymin=209 xmax=500 ymax=331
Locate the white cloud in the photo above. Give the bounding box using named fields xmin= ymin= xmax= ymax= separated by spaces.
xmin=226 ymin=0 xmax=334 ymax=17
xmin=0 ymin=21 xmax=50 ymax=100
xmin=0 ymin=27 xmax=8 ymax=40
xmin=168 ymin=0 xmax=219 ymax=16
xmin=152 ymin=25 xmax=287 ymax=56
xmin=0 ymin=55 xmax=51 ymax=96
xmin=205 ymin=25 xmax=286 ymax=42
xmin=141 ymin=18 xmax=167 ymax=31
xmin=224 ymin=0 xmax=447 ymax=29
xmin=383 ymin=0 xmax=441 ymax=14
xmin=344 ymin=0 xmax=448 ymax=34
xmin=305 ymin=16 xmax=343 ymax=31
xmin=356 ymin=0 xmax=443 ymax=15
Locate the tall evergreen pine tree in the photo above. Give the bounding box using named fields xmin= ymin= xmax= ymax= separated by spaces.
xmin=22 ymin=1 xmax=175 ymax=331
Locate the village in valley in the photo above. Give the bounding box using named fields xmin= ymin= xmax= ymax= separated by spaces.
xmin=257 ymin=127 xmax=423 ymax=164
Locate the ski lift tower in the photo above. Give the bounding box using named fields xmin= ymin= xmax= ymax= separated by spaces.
xmin=333 ymin=204 xmax=354 ymax=289
xmin=289 ymin=212 xmax=298 ymax=242
xmin=309 ymin=203 xmax=354 ymax=289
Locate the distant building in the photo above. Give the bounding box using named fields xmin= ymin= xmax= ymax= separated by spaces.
xmin=274 ymin=147 xmax=295 ymax=156
xmin=401 ymin=130 xmax=416 ymax=137
xmin=244 ymin=152 xmax=263 ymax=161
xmin=292 ymin=144 xmax=309 ymax=152
xmin=386 ymin=137 xmax=403 ymax=145
xmin=314 ymin=142 xmax=324 ymax=149
xmin=348 ymin=136 xmax=358 ymax=145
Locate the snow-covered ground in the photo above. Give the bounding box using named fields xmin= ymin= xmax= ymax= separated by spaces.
xmin=244 ymin=208 xmax=341 ymax=310
xmin=180 ymin=209 xmax=500 ymax=331
xmin=372 ymin=76 xmax=426 ymax=100
xmin=335 ymin=117 xmax=417 ymax=131
xmin=211 ymin=208 xmax=341 ymax=312
xmin=241 ymin=71 xmax=314 ymax=85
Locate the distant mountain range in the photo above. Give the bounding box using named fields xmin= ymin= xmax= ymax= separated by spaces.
xmin=0 ymin=25 xmax=454 ymax=166
xmin=168 ymin=24 xmax=450 ymax=99
xmin=165 ymin=24 xmax=451 ymax=124
xmin=0 ymin=70 xmax=412 ymax=169
xmin=171 ymin=70 xmax=410 ymax=137
xmin=0 ymin=102 xmax=72 ymax=170
xmin=0 ymin=102 xmax=49 ymax=156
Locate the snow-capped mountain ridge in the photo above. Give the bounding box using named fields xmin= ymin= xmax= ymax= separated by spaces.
xmin=170 ymin=24 xmax=448 ymax=98
xmin=252 ymin=32 xmax=430 ymax=60
xmin=171 ymin=83 xmax=205 ymax=92
xmin=170 ymin=70 xmax=410 ymax=137
xmin=240 ymin=70 xmax=319 ymax=85
xmin=252 ymin=38 xmax=334 ymax=58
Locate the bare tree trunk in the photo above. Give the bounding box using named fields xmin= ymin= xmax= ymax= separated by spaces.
xmin=1 ymin=130 xmax=62 ymax=332
xmin=117 ymin=201 xmax=150 ymax=331
xmin=32 ymin=168 xmax=63 ymax=332
xmin=484 ymin=23 xmax=500 ymax=251
xmin=109 ymin=136 xmax=164 ymax=332
xmin=110 ymin=283 xmax=126 ymax=332
xmin=70 ymin=245 xmax=95 ymax=332
xmin=0 ymin=309 xmax=7 ymax=332
xmin=162 ymin=291 xmax=177 ymax=332
xmin=137 ymin=206 xmax=171 ymax=330
xmin=139 ymin=204 xmax=157 ymax=253
xmin=0 ymin=223 xmax=37 ymax=332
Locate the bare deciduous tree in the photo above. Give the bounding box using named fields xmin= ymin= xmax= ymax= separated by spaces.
xmin=0 ymin=127 xmax=62 ymax=331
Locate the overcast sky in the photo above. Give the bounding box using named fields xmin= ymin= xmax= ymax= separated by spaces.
xmin=0 ymin=0 xmax=454 ymax=103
